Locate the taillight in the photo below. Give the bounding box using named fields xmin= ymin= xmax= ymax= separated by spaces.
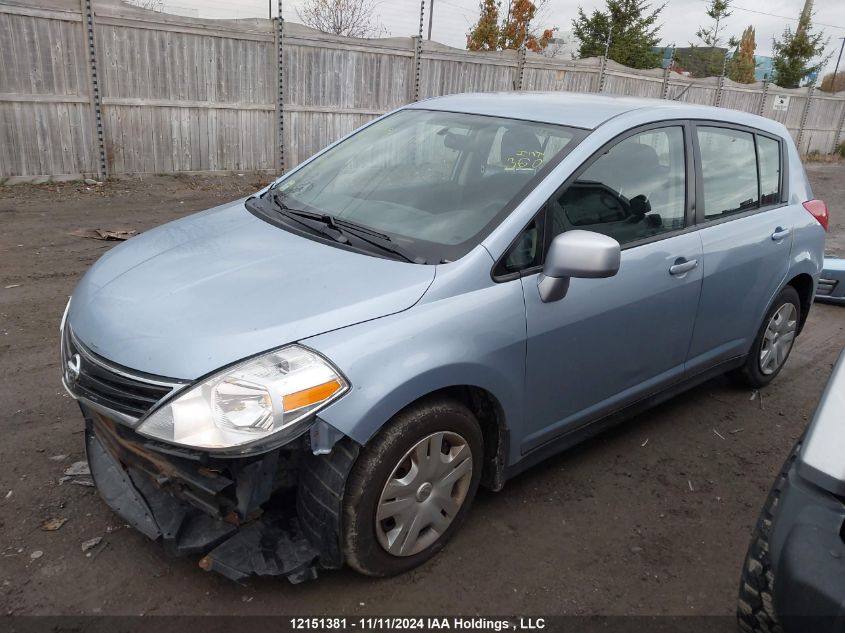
xmin=803 ymin=199 xmax=829 ymax=232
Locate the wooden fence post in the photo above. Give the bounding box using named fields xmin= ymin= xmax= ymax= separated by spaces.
xmin=80 ymin=0 xmax=107 ymax=179
xmin=797 ymin=81 xmax=815 ymax=154
xmin=275 ymin=1 xmax=285 ymax=172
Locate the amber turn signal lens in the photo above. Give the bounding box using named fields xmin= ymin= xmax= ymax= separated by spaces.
xmin=282 ymin=379 xmax=342 ymax=412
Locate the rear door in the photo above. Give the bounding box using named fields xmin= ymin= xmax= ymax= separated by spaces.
xmin=686 ymin=124 xmax=793 ymax=372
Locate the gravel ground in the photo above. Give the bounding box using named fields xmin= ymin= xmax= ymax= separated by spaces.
xmin=0 ymin=164 xmax=843 ymax=617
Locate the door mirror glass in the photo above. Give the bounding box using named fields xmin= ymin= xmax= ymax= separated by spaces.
xmin=539 ymin=230 xmax=621 ymax=302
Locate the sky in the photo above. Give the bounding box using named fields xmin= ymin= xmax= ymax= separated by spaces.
xmin=163 ymin=0 xmax=845 ymax=75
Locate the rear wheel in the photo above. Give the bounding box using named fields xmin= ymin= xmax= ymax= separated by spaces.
xmin=731 ymin=286 xmax=800 ymax=389
xmin=342 ymin=398 xmax=483 ymax=576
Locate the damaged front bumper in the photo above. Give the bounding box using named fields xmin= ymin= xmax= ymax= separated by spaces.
xmin=82 ymin=404 xmax=325 ymax=584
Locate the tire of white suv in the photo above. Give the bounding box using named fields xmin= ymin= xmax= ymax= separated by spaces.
xmin=341 ymin=397 xmax=484 ymax=576
xmin=737 ymin=440 xmax=801 ymax=633
xmin=731 ymin=286 xmax=801 ymax=389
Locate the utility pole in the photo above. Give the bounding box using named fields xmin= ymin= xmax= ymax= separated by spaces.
xmin=427 ymin=0 xmax=434 ymax=40
xmin=833 ymin=37 xmax=845 ymax=93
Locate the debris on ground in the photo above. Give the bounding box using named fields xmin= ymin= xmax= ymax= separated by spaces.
xmin=4 ymin=490 xmax=11 ymax=500
xmin=81 ymin=537 xmax=102 ymax=553
xmin=48 ymin=454 xmax=68 ymax=461
xmin=688 ymin=480 xmax=694 ymax=492
xmin=730 ymin=428 xmax=745 ymax=435
xmin=41 ymin=518 xmax=67 ymax=531
xmin=4 ymin=284 xmax=21 ymax=289
xmin=641 ymin=438 xmax=649 ymax=447
xmin=83 ymin=179 xmax=103 ymax=186
xmin=64 ymin=462 xmax=90 ymax=477
xmin=29 ymin=551 xmax=43 ymax=560
xmin=713 ymin=429 xmax=726 ymax=440
xmin=70 ymin=228 xmax=138 ymax=241
xmin=61 ymin=461 xmax=94 ymax=487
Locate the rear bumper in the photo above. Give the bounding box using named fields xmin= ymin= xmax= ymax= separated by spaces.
xmin=770 ymin=466 xmax=845 ymax=633
xmin=815 ymin=258 xmax=845 ymax=304
xmin=82 ymin=404 xmax=320 ymax=583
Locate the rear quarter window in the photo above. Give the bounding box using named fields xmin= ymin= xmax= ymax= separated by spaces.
xmin=757 ymin=135 xmax=781 ymax=205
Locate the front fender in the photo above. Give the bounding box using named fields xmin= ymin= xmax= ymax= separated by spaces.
xmin=303 ymin=261 xmax=527 ymax=466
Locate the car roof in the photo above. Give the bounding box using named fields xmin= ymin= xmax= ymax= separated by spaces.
xmin=406 ymin=91 xmax=787 ymax=136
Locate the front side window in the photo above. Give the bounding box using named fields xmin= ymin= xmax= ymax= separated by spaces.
xmin=268 ymin=109 xmax=582 ymax=262
xmin=697 ymin=127 xmax=759 ymax=219
xmin=547 ymin=126 xmax=687 ymax=245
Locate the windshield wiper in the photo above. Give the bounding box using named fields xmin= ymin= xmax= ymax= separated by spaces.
xmin=331 ymin=219 xmax=427 ymax=264
xmin=267 ymin=190 xmax=426 ymax=264
xmin=266 ymin=191 xmax=350 ymax=244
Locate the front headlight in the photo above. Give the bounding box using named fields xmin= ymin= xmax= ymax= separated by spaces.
xmin=136 ymin=345 xmax=348 ymax=452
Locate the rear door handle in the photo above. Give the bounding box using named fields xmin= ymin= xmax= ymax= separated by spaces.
xmin=669 ymin=258 xmax=698 ymax=276
xmin=772 ymin=227 xmax=791 ymax=241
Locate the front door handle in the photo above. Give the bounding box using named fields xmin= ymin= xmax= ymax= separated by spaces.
xmin=772 ymin=227 xmax=791 ymax=241
xmin=669 ymin=258 xmax=698 ymax=276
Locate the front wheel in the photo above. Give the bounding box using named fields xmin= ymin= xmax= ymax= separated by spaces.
xmin=342 ymin=398 xmax=483 ymax=576
xmin=731 ymin=286 xmax=800 ymax=389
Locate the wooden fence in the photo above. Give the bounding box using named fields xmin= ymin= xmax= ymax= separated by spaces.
xmin=2 ymin=0 xmax=844 ymax=182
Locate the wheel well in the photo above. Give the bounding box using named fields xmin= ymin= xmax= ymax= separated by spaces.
xmin=786 ymin=273 xmax=814 ymax=333
xmin=407 ymin=386 xmax=509 ymax=492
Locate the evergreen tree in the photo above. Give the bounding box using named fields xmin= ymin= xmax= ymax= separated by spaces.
xmin=571 ymin=0 xmax=664 ymax=69
xmin=689 ymin=0 xmax=734 ymax=77
xmin=771 ymin=5 xmax=827 ymax=88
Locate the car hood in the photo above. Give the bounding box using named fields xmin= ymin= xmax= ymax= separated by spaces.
xmin=68 ymin=200 xmax=436 ymax=379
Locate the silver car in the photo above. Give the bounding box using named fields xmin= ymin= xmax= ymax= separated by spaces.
xmin=61 ymin=92 xmax=827 ymax=582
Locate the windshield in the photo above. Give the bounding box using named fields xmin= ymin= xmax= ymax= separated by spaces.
xmin=267 ymin=109 xmax=584 ymax=262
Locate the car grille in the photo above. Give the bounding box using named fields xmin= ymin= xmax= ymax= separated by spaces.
xmin=62 ymin=325 xmax=184 ymax=422
xmin=817 ymin=278 xmax=838 ymax=297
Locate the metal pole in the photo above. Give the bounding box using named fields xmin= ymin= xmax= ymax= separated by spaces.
xmin=427 ymin=0 xmax=434 ymax=40
xmin=276 ymin=0 xmax=285 ymax=172
xmin=797 ymin=80 xmax=815 ymax=154
xmin=598 ymin=30 xmax=611 ymax=93
xmin=661 ymin=44 xmax=675 ymax=100
xmin=758 ymin=76 xmax=769 ymax=116
xmin=715 ymin=49 xmax=729 ymax=107
xmin=80 ymin=0 xmax=107 ymax=179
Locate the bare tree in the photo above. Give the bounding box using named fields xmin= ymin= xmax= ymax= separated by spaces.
xmin=296 ymin=0 xmax=386 ymax=38
xmin=123 ymin=0 xmax=164 ymax=11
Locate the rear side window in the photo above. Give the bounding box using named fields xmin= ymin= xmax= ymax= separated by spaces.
xmin=697 ymin=127 xmax=759 ymax=219
xmin=758 ymin=135 xmax=781 ymax=205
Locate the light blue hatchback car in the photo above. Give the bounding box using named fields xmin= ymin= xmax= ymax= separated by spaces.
xmin=62 ymin=92 xmax=828 ymax=582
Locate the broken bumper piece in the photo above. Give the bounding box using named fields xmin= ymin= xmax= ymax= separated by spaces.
xmin=83 ymin=406 xmax=320 ymax=584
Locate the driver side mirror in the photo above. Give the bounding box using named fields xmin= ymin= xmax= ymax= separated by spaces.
xmin=538 ymin=230 xmax=621 ymax=303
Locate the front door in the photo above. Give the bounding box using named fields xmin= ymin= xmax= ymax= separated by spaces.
xmin=516 ymin=124 xmax=703 ymax=454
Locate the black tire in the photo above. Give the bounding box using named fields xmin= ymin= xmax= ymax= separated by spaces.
xmin=737 ymin=440 xmax=801 ymax=633
xmin=731 ymin=286 xmax=801 ymax=389
xmin=342 ymin=397 xmax=484 ymax=577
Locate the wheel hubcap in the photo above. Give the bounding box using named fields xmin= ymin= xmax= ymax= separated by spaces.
xmin=375 ymin=431 xmax=473 ymax=557
xmin=759 ymin=303 xmax=797 ymax=375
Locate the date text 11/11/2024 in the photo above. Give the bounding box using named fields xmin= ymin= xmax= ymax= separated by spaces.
xmin=290 ymin=618 xmax=548 ymax=631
